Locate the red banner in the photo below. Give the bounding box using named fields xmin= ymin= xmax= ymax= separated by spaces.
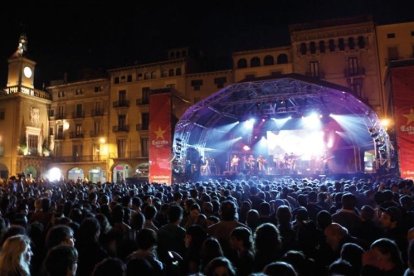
xmin=391 ymin=66 xmax=414 ymax=179
xmin=149 ymin=91 xmax=172 ymax=184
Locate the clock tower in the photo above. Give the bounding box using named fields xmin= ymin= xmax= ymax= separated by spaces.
xmin=7 ymin=34 xmax=36 ymax=93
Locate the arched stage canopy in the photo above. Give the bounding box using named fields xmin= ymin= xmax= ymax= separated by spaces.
xmin=174 ymin=74 xmax=392 ymax=176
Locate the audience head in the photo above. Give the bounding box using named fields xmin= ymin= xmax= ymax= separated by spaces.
xmin=92 ymin=257 xmax=126 ymax=276
xmin=204 ymin=256 xmax=236 ymax=276
xmin=263 ymin=261 xmax=297 ymax=276
xmin=45 ymin=245 xmax=78 ymax=276
xmin=0 ymin=234 xmax=32 ymax=276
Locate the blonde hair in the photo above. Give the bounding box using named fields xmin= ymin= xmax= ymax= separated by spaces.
xmin=0 ymin=234 xmax=31 ymax=276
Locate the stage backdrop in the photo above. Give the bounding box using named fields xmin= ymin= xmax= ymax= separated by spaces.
xmin=149 ymin=91 xmax=172 ymax=184
xmin=391 ymin=66 xmax=414 ymax=179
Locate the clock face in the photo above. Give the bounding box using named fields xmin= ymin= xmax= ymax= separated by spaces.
xmin=23 ymin=66 xmax=32 ymax=78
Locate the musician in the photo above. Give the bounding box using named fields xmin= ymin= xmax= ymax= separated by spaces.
xmin=247 ymin=154 xmax=256 ymax=173
xmin=230 ymin=154 xmax=240 ymax=172
xmin=257 ymin=155 xmax=266 ymax=173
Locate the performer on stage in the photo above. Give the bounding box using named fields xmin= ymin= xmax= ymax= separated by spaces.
xmin=257 ymin=155 xmax=267 ymax=174
xmin=247 ymin=154 xmax=256 ymax=174
xmin=230 ymin=154 xmax=240 ymax=172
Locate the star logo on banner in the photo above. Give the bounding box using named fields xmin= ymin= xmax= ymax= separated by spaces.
xmin=155 ymin=127 xmax=166 ymax=139
xmin=403 ymin=108 xmax=414 ymax=125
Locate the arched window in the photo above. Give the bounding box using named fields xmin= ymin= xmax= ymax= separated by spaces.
xmin=310 ymin=41 xmax=316 ymax=54
xmin=277 ymin=54 xmax=288 ymax=64
xmin=329 ymin=39 xmax=336 ymax=52
xmin=300 ymin=43 xmax=307 ymax=55
xmin=338 ymin=38 xmax=345 ymax=51
xmin=358 ymin=36 xmax=366 ymax=49
xmin=250 ymin=57 xmax=261 ymax=67
xmin=263 ymin=55 xmax=274 ymax=65
xmin=144 ymin=72 xmax=150 ymax=80
xmin=237 ymin=59 xmax=247 ymax=68
xmin=319 ymin=41 xmax=326 ymax=53
xmin=348 ymin=37 xmax=355 ymax=50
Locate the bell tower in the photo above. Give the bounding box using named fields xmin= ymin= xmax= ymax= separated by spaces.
xmin=7 ymin=34 xmax=36 ymax=93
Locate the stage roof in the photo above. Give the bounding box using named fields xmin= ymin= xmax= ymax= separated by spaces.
xmin=174 ymin=74 xmax=386 ymax=157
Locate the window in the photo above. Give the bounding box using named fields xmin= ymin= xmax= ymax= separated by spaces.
xmin=387 ymin=33 xmax=396 ymax=38
xmin=118 ymin=90 xmax=126 ymax=102
xmin=351 ymin=78 xmax=363 ymax=97
xmin=358 ymin=36 xmax=366 ymax=49
xmin=348 ymin=37 xmax=355 ymax=50
xmin=137 ymin=73 xmax=143 ymax=80
xmin=75 ymin=89 xmax=83 ymax=95
xmin=411 ymin=31 xmax=414 ymax=37
xmin=338 ymin=38 xmax=345 ymax=51
xmin=127 ymin=75 xmax=132 ymax=82
xmin=169 ymin=69 xmax=174 ymax=76
xmin=142 ymin=113 xmax=149 ymax=130
xmin=94 ymin=86 xmax=103 ymax=92
xmin=161 ymin=70 xmax=168 ymax=77
xmin=49 ymin=127 xmax=54 ymax=135
xmin=191 ymin=80 xmax=203 ymax=91
xmin=348 ymin=57 xmax=359 ymax=75
xmin=114 ymin=77 xmax=119 ymax=84
xmin=75 ymin=124 xmax=82 ymax=136
xmin=57 ymin=125 xmax=63 ymax=139
xmin=118 ymin=114 xmax=126 ymax=128
xmin=309 ymin=42 xmax=316 ymax=54
xmin=277 ymin=54 xmax=288 ymax=64
xmin=214 ymin=77 xmax=227 ymax=88
xmin=58 ymin=91 xmax=65 ymax=97
xmin=94 ymin=120 xmax=101 ymax=135
xmin=329 ymin=39 xmax=336 ymax=51
xmin=28 ymin=135 xmax=38 ymax=155
xmin=72 ymin=144 xmax=82 ymax=159
xmin=300 ymin=43 xmax=307 ymax=55
xmin=76 ymin=104 xmax=83 ymax=117
xmin=176 ymin=68 xmax=182 ymax=75
xmin=151 ymin=72 xmax=156 ymax=79
xmin=309 ymin=61 xmax=320 ymax=77
xmin=263 ymin=55 xmax=274 ymax=65
xmin=388 ymin=47 xmax=399 ymax=61
xmin=58 ymin=106 xmax=64 ymax=118
xmin=142 ymin=87 xmax=150 ymax=104
xmin=0 ymin=110 xmax=4 ymax=120
xmin=117 ymin=139 xmax=126 ymax=158
xmin=237 ymin=59 xmax=247 ymax=68
xmin=250 ymin=57 xmax=261 ymax=67
xmin=319 ymin=41 xmax=326 ymax=53
xmin=141 ymin=138 xmax=149 ymax=157
xmin=144 ymin=72 xmax=150 ymax=80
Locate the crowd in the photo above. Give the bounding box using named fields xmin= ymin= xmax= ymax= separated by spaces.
xmin=0 ymin=174 xmax=414 ymax=276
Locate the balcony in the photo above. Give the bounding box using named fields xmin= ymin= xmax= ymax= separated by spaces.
xmin=305 ymin=71 xmax=325 ymax=79
xmin=69 ymin=132 xmax=84 ymax=139
xmin=113 ymin=100 xmax=130 ymax=108
xmin=55 ymin=134 xmax=65 ymax=140
xmin=136 ymin=124 xmax=149 ymax=131
xmin=91 ymin=109 xmax=105 ymax=116
xmin=113 ymin=125 xmax=130 ymax=132
xmin=344 ymin=67 xmax=365 ymax=78
xmin=72 ymin=111 xmax=85 ymax=119
xmin=53 ymin=155 xmax=104 ymax=162
xmin=136 ymin=99 xmax=149 ymax=106
xmin=90 ymin=130 xmax=105 ymax=137
xmin=55 ymin=113 xmax=66 ymax=120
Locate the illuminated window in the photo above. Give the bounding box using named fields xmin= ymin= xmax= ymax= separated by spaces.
xmin=141 ymin=138 xmax=149 ymax=157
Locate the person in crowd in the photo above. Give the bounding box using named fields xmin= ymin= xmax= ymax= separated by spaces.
xmin=182 ymin=224 xmax=207 ymax=275
xmin=362 ymin=238 xmax=404 ymax=275
xmin=92 ymin=257 xmax=126 ymax=276
xmin=263 ymin=261 xmax=298 ymax=276
xmin=200 ymin=237 xmax=224 ymax=272
xmin=44 ymin=245 xmax=78 ymax=276
xmin=253 ymin=222 xmax=283 ymax=272
xmin=204 ymin=256 xmax=237 ymax=276
xmin=230 ymin=226 xmax=254 ymax=276
xmin=0 ymin=234 xmax=33 ymax=276
xmin=331 ymin=192 xmax=361 ymax=236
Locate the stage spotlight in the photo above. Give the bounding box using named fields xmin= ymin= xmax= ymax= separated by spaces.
xmin=243 ymin=145 xmax=251 ymax=151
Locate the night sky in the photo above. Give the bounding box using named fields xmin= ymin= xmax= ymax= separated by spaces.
xmin=1 ymin=0 xmax=413 ymax=88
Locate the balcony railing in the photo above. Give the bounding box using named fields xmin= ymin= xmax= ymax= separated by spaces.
xmin=55 ymin=113 xmax=66 ymax=119
xmin=136 ymin=99 xmax=149 ymax=105
xmin=53 ymin=155 xmax=104 ymax=162
xmin=90 ymin=130 xmax=105 ymax=137
xmin=69 ymin=132 xmax=84 ymax=139
xmin=305 ymin=71 xmax=325 ymax=79
xmin=344 ymin=67 xmax=365 ymax=78
xmin=91 ymin=109 xmax=105 ymax=116
xmin=113 ymin=100 xmax=130 ymax=108
xmin=112 ymin=125 xmax=130 ymax=132
xmin=2 ymin=85 xmax=51 ymax=99
xmin=136 ymin=124 xmax=149 ymax=131
xmin=55 ymin=134 xmax=65 ymax=140
xmin=72 ymin=111 xmax=85 ymax=118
